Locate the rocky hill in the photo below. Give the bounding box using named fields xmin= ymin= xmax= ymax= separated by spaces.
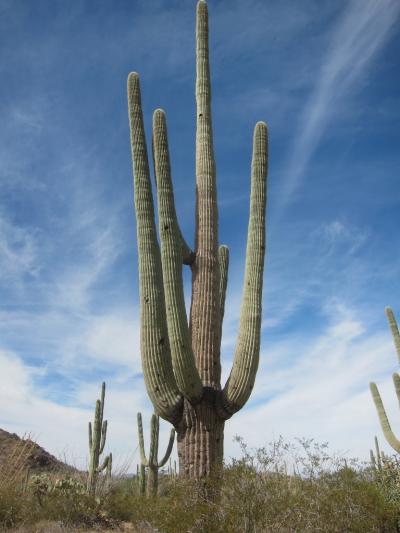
xmin=0 ymin=428 xmax=75 ymax=473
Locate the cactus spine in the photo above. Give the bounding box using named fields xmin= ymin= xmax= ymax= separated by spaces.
xmin=127 ymin=0 xmax=268 ymax=478
xmin=370 ymin=307 xmax=400 ymax=453
xmin=87 ymin=382 xmax=112 ymax=495
xmin=137 ymin=412 xmax=175 ymax=497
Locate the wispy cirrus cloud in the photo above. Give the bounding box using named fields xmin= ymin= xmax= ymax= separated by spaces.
xmin=278 ymin=0 xmax=400 ymax=210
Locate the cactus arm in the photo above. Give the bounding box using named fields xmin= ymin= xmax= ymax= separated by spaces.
xmin=149 ymin=414 xmax=159 ymax=467
xmin=152 ymin=109 xmax=203 ymax=401
xmin=158 ymin=428 xmax=175 ymax=468
xmin=106 ymin=453 xmax=112 ymax=478
xmin=386 ymin=307 xmax=400 ymax=363
xmin=393 ymin=373 xmax=400 ymax=409
xmin=190 ymin=0 xmax=220 ymax=388
xmin=127 ymin=72 xmax=183 ymax=422
xmin=221 ymin=122 xmax=268 ymax=418
xmin=370 ymin=449 xmax=376 ymax=469
xmin=370 ymin=381 xmax=400 ymax=453
xmin=374 ymin=436 xmax=382 ymax=471
xmin=218 ymin=245 xmax=229 ymax=342
xmin=137 ymin=412 xmax=149 ymax=466
xmin=97 ymin=454 xmax=110 ymax=473
xmin=92 ymin=400 xmax=101 ymax=454
xmin=139 ymin=463 xmax=146 ymax=495
xmin=88 ymin=422 xmax=92 ymax=451
xmin=99 ymin=382 xmax=105 ymax=422
xmin=99 ymin=420 xmax=107 ymax=454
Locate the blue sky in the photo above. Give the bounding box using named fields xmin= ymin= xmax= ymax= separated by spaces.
xmin=0 ymin=0 xmax=399 ymax=469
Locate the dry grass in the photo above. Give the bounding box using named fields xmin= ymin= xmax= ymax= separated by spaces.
xmin=1 ymin=436 xmax=399 ymax=532
xmin=0 ymin=434 xmax=36 ymax=493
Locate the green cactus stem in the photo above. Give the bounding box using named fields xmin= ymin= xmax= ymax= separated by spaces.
xmin=370 ymin=308 xmax=400 ymax=453
xmin=386 ymin=307 xmax=400 ymax=362
xmin=370 ymin=436 xmax=383 ymax=472
xmin=87 ymin=382 xmax=112 ymax=495
xmin=138 ymin=463 xmax=146 ymax=496
xmin=127 ymin=0 xmax=268 ymax=478
xmin=137 ymin=412 xmax=175 ymax=497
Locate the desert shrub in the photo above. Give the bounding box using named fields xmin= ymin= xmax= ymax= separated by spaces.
xmin=1 ymin=437 xmax=400 ymax=532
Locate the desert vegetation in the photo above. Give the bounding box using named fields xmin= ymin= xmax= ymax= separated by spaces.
xmin=1 ymin=0 xmax=399 ymax=531
xmin=1 ymin=433 xmax=400 ymax=532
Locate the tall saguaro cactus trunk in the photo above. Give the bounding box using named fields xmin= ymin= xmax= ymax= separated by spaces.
xmin=127 ymin=0 xmax=268 ymax=478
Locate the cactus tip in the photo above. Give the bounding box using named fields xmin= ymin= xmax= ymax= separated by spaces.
xmin=128 ymin=72 xmax=140 ymax=85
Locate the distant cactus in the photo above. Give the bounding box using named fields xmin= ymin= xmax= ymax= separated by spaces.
xmin=137 ymin=412 xmax=175 ymax=497
xmin=127 ymin=0 xmax=268 ymax=478
xmin=370 ymin=436 xmax=388 ymax=472
xmin=370 ymin=307 xmax=400 ymax=453
xmin=87 ymin=382 xmax=112 ymax=495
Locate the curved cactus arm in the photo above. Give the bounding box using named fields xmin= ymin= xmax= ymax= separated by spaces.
xmin=99 ymin=420 xmax=107 ymax=454
xmin=393 ymin=373 xmax=400 ymax=409
xmin=127 ymin=72 xmax=183 ymax=423
xmin=218 ymin=245 xmax=229 ymax=342
xmin=370 ymin=381 xmax=400 ymax=453
xmin=157 ymin=428 xmax=175 ymax=468
xmin=386 ymin=307 xmax=400 ymax=363
xmin=97 ymin=454 xmax=110 ymax=473
xmin=386 ymin=307 xmax=400 ymax=358
xmin=88 ymin=422 xmax=93 ymax=451
xmin=221 ymin=122 xmax=268 ymax=418
xmin=149 ymin=414 xmax=159 ymax=467
xmin=152 ymin=109 xmax=203 ymax=402
xmin=151 ymin=111 xmax=195 ymax=266
xmin=137 ymin=412 xmax=149 ymax=466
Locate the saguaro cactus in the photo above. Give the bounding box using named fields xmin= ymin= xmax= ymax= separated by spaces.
xmin=370 ymin=307 xmax=400 ymax=453
xmin=370 ymin=436 xmax=387 ymax=473
xmin=87 ymin=382 xmax=112 ymax=495
xmin=127 ymin=0 xmax=268 ymax=477
xmin=137 ymin=413 xmax=175 ymax=497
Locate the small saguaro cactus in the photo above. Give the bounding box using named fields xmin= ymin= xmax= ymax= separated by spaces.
xmin=127 ymin=0 xmax=268 ymax=478
xmin=137 ymin=412 xmax=175 ymax=497
xmin=87 ymin=382 xmax=112 ymax=495
xmin=370 ymin=436 xmax=387 ymax=472
xmin=370 ymin=307 xmax=400 ymax=453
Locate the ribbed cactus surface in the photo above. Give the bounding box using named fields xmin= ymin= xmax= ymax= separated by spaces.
xmin=127 ymin=0 xmax=268 ymax=477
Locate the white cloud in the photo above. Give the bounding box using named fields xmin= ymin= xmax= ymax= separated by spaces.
xmin=78 ymin=313 xmax=141 ymax=373
xmin=1 ymin=301 xmax=399 ymax=470
xmin=279 ymin=0 xmax=400 ymax=209
xmin=224 ymin=302 xmax=398 ymax=461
